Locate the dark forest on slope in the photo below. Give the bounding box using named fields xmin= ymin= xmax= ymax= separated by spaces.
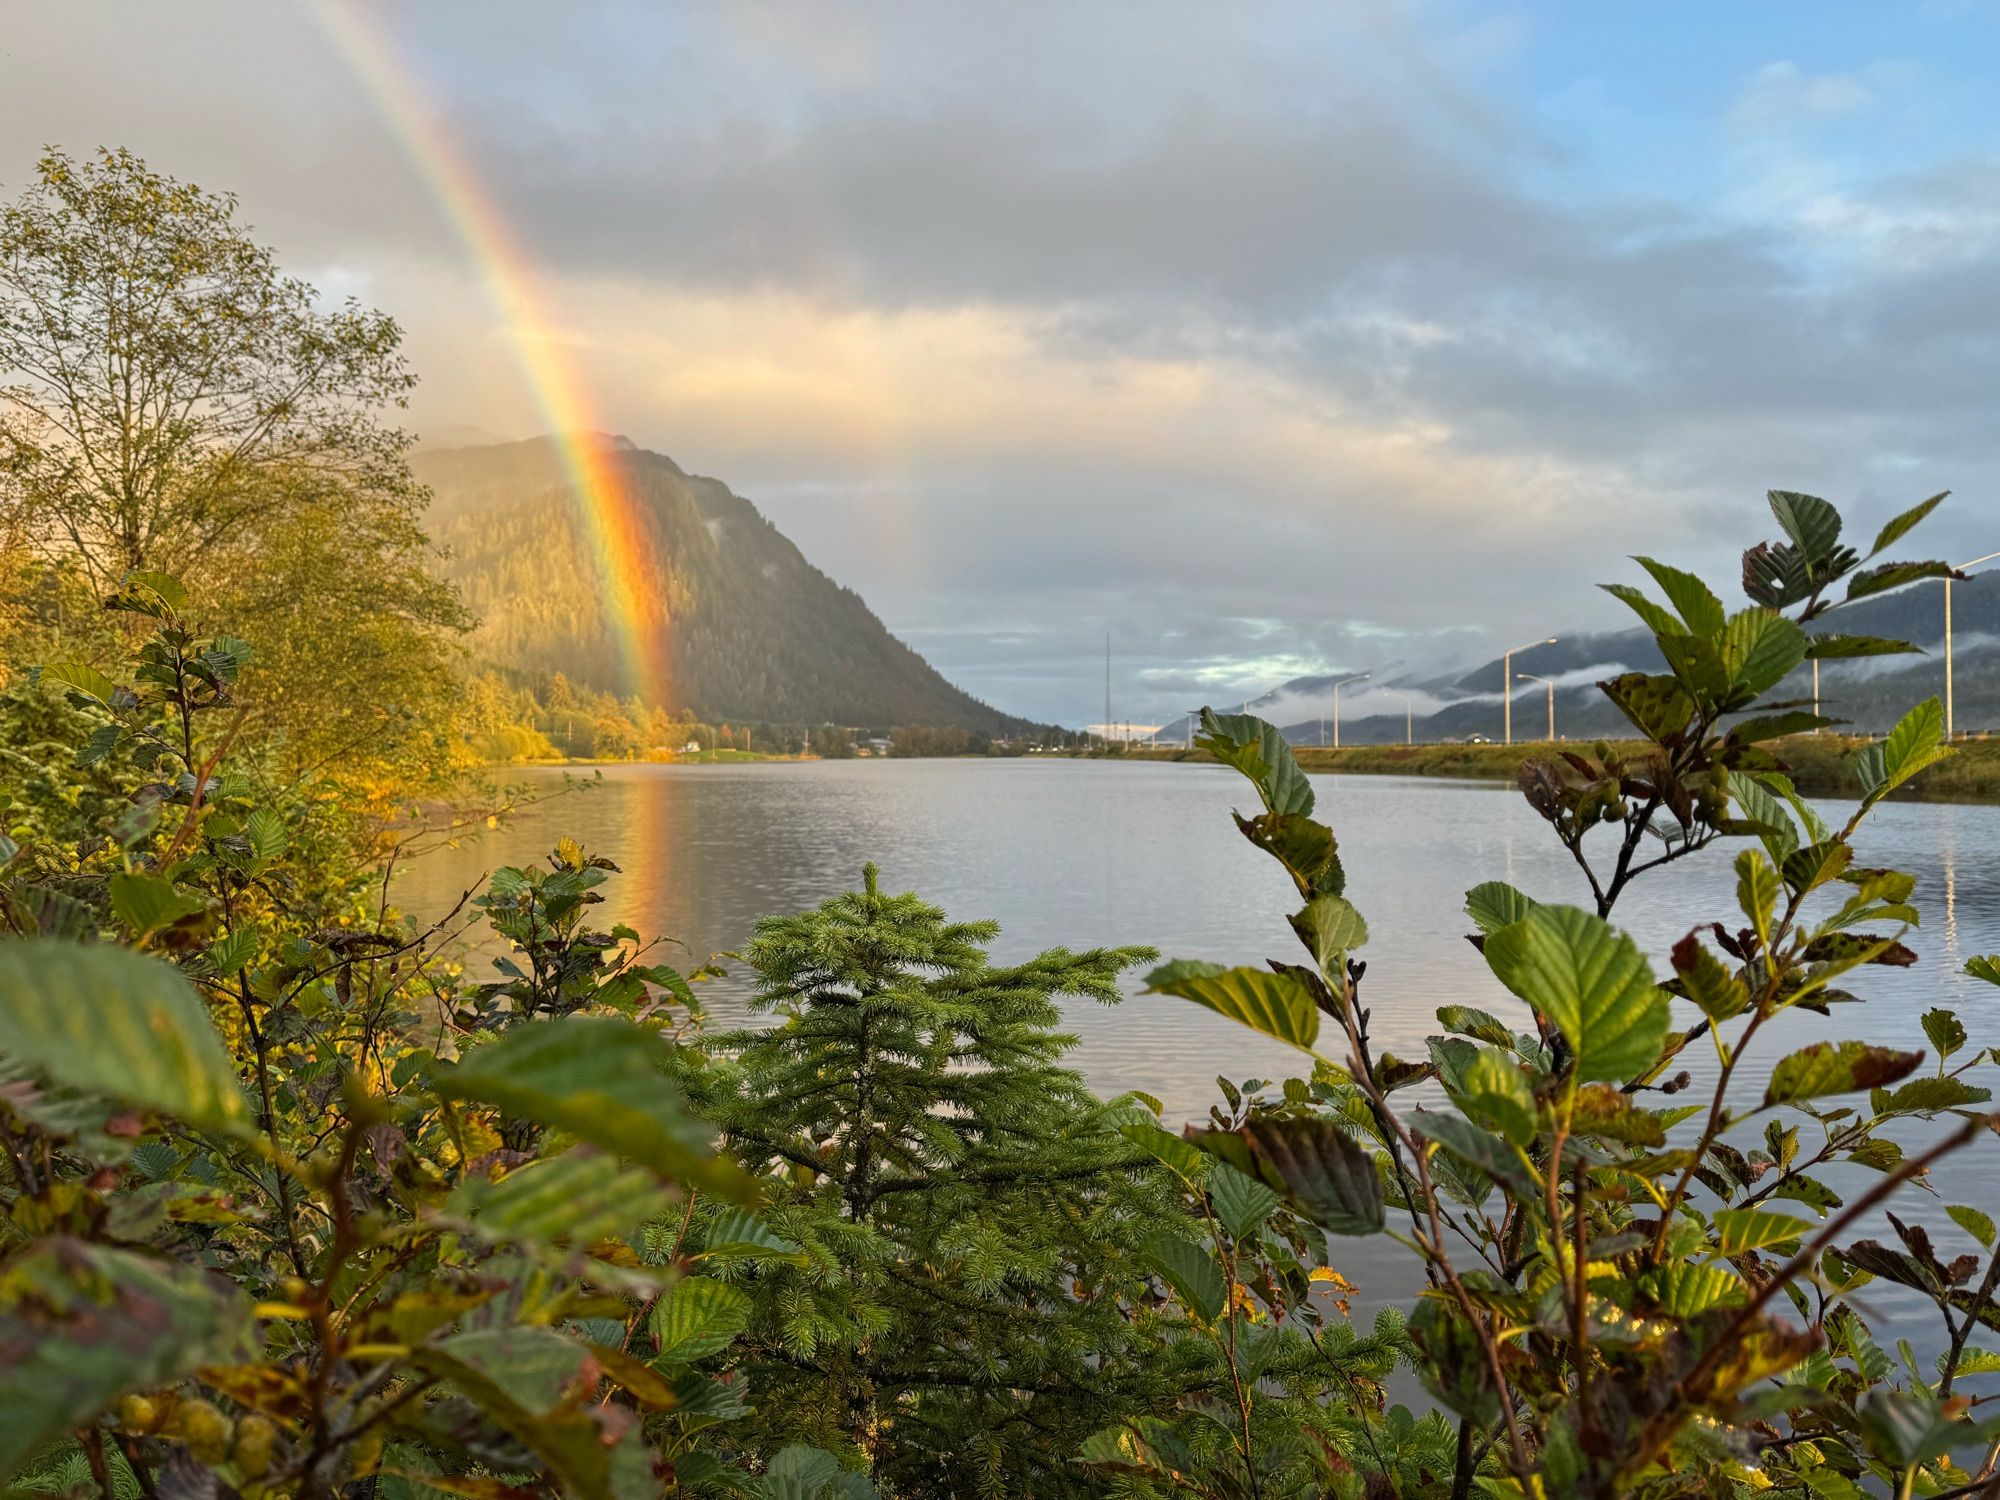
xmin=416 ymin=436 xmax=1030 ymax=733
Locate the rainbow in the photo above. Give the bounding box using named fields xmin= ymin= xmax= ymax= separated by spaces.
xmin=309 ymin=1 xmax=673 ymax=708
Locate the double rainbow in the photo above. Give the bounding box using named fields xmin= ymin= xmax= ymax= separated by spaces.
xmin=310 ymin=1 xmax=672 ymax=708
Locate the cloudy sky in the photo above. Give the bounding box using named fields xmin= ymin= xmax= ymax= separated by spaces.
xmin=7 ymin=3 xmax=1999 ymax=725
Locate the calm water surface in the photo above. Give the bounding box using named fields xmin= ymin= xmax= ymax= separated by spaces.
xmin=397 ymin=759 xmax=2000 ymax=1340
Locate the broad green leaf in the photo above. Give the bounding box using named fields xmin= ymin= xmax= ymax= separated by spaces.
xmin=1142 ymin=1233 xmax=1226 ymax=1320
xmin=1190 ymin=1117 xmax=1385 ymax=1235
xmin=1671 ymin=933 xmax=1748 ymax=1023
xmin=1197 ymin=711 xmax=1314 ymax=817
xmin=121 ymin=571 xmax=190 ymax=611
xmin=1846 ymin=560 xmax=1956 ymax=603
xmin=1764 ymin=1041 xmax=1923 ymax=1107
xmin=650 ymin=1275 xmax=752 ymax=1365
xmin=434 ymin=1017 xmax=748 ymax=1196
xmin=1921 ymin=1008 xmax=1966 ymax=1061
xmin=108 ymin=871 xmax=208 ymax=943
xmin=1856 ymin=697 xmax=1952 ymax=805
xmin=0 ymin=940 xmax=249 ymax=1135
xmin=1712 ymin=1208 xmax=1812 ymax=1255
xmin=1720 ymin=608 xmax=1807 ymax=704
xmin=1729 ymin=711 xmax=1835 ymax=743
xmin=1599 ymin=671 xmax=1695 ymax=740
xmin=1457 ymin=1049 xmax=1535 ymax=1147
xmin=0 ymin=1240 xmax=250 ymax=1477
xmin=415 ymin=1327 xmax=656 ymax=1500
xmin=1877 ymin=1075 xmax=1991 ymax=1116
xmin=1634 ymin=556 xmax=1727 ymax=636
xmin=1602 ymin=582 xmax=1686 ymax=639
xmin=1969 ymin=956 xmax=2000 ymax=987
xmin=699 ymin=1207 xmax=808 ymax=1265
xmin=1235 ymin=810 xmax=1344 ymax=899
xmin=456 ymin=1149 xmax=676 ymax=1247
xmin=1464 ymin=881 xmax=1537 ymax=936
xmin=1868 ymin=492 xmax=1947 ymax=557
xmin=1410 ymin=1110 xmax=1536 ymax=1196
xmin=1856 ymin=1389 xmax=1976 ymax=1469
xmin=1769 ymin=490 xmax=1843 ymax=564
xmin=1435 ymin=1004 xmax=1516 ymax=1048
xmin=1947 ymin=1206 xmax=1996 ymax=1249
xmin=38 ymin=661 xmax=119 ymax=704
xmin=1483 ymin=905 xmax=1667 ymax=1083
xmin=1293 ymin=894 xmax=1367 ymax=975
xmin=1207 ymin=1163 xmax=1282 ymax=1240
xmin=1119 ymin=1121 xmax=1208 ymax=1181
xmin=1804 ymin=633 xmax=1923 ymax=660
xmin=1737 ymin=849 xmax=1778 ymax=948
xmin=1143 ymin=961 xmax=1320 ymax=1052
xmin=1782 ymin=840 xmax=1851 ymax=897
xmin=1728 ymin=774 xmax=1798 ymax=864
xmin=1646 ymin=1262 xmax=1748 ymax=1318
xmin=243 ymin=808 xmax=288 ymax=863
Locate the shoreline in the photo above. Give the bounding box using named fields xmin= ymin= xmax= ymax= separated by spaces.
xmin=1071 ymin=734 xmax=2000 ymax=806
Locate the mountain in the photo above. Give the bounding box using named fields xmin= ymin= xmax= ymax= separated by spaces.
xmin=414 ymin=436 xmax=1029 ymax=732
xmin=1148 ymin=573 xmax=2000 ymax=746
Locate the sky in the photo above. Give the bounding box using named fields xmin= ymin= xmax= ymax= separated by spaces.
xmin=6 ymin=2 xmax=2000 ymax=727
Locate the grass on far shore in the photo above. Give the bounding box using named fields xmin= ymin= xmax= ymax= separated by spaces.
xmin=1105 ymin=733 xmax=2000 ymax=805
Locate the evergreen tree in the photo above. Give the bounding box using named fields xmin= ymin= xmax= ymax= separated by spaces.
xmin=689 ymin=868 xmax=1194 ymax=1497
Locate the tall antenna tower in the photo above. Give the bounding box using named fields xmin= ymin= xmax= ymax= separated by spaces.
xmin=1104 ymin=630 xmax=1111 ymax=747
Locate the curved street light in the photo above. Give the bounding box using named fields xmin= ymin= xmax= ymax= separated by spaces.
xmin=1947 ymin=552 xmax=2000 ymax=741
xmin=1518 ymin=673 xmax=1557 ymax=742
xmin=1331 ymin=672 xmax=1370 ymax=749
xmin=1503 ymin=637 xmax=1558 ymax=746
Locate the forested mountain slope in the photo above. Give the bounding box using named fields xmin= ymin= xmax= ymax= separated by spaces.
xmin=416 ymin=436 xmax=1026 ymax=732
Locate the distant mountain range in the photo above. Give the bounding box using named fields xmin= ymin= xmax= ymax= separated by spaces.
xmin=414 ymin=436 xmax=1033 ymax=733
xmin=1151 ymin=574 xmax=2000 ymax=746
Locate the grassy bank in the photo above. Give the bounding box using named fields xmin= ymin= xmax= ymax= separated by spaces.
xmin=1107 ymin=734 xmax=2000 ymax=804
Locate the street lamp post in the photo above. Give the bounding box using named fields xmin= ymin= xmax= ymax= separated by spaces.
xmin=1519 ymin=674 xmax=1557 ymax=741
xmin=1331 ymin=672 xmax=1370 ymax=749
xmin=1502 ymin=637 xmax=1558 ymax=746
xmin=1396 ymin=694 xmax=1414 ymax=745
xmin=1946 ymin=552 xmax=2000 ymax=741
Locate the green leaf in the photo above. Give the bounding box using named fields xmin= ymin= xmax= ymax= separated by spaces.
xmin=1143 ymin=961 xmax=1320 ymax=1052
xmin=1634 ymin=556 xmax=1727 ymax=636
xmin=1968 ymin=955 xmax=2000 ymax=987
xmin=1804 ymin=633 xmax=1923 ymax=660
xmin=38 ymin=661 xmax=119 ymax=704
xmin=1846 ymin=560 xmax=1957 ymax=603
xmin=1235 ymin=811 xmax=1344 ymax=899
xmin=1410 ymin=1110 xmax=1536 ymax=1197
xmin=1720 ymin=608 xmax=1807 ymax=704
xmin=1598 ymin=672 xmax=1695 ymax=740
xmin=1729 ymin=711 xmax=1835 ymax=743
xmin=1119 ymin=1121 xmax=1208 ymax=1181
xmin=1464 ymin=881 xmax=1537 ymax=936
xmin=1877 ymin=1076 xmax=1991 ymax=1116
xmin=0 ymin=1239 xmax=250 ymax=1478
xmin=650 ymin=1275 xmax=752 ymax=1365
xmin=1856 ymin=1389 xmax=1978 ymax=1469
xmin=1435 ymin=1004 xmax=1517 ymax=1048
xmin=1764 ymin=1041 xmax=1924 ymax=1107
xmin=1868 ymin=492 xmax=1947 ymax=557
xmin=1922 ymin=1008 xmax=1967 ymax=1062
xmin=0 ymin=940 xmax=249 ymax=1134
xmin=108 ymin=871 xmax=207 ymax=943
xmin=1646 ymin=1263 xmax=1748 ymax=1318
xmin=121 ymin=571 xmax=190 ymax=612
xmin=1197 ymin=710 xmax=1314 ymax=817
xmin=243 ymin=808 xmax=288 ymax=863
xmin=1947 ymin=1206 xmax=1996 ymax=1249
xmin=1142 ymin=1233 xmax=1226 ymax=1320
xmin=1671 ymin=934 xmax=1748 ymax=1023
xmin=1711 ymin=1208 xmax=1812 ymax=1255
xmin=456 ymin=1149 xmax=677 ymax=1247
xmin=1728 ymin=773 xmax=1798 ymax=864
xmin=1856 ymin=697 xmax=1952 ymax=805
xmin=1207 ymin=1163 xmax=1282 ymax=1239
xmin=1189 ymin=1117 xmax=1384 ymax=1235
xmin=1483 ymin=905 xmax=1667 ymax=1084
xmin=1293 ymin=894 xmax=1368 ymax=975
xmin=1737 ymin=849 xmax=1779 ymax=948
xmin=1769 ymin=490 xmax=1843 ymax=564
xmin=1457 ymin=1050 xmax=1535 ymax=1147
xmin=434 ymin=1017 xmax=748 ymax=1196
xmin=1602 ymin=582 xmax=1687 ymax=639
xmin=698 ymin=1207 xmax=808 ymax=1265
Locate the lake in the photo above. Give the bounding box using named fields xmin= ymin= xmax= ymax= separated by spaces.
xmin=395 ymin=758 xmax=2000 ymax=1341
